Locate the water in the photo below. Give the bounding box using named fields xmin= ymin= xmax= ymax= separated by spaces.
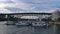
xmin=0 ymin=21 xmax=60 ymax=34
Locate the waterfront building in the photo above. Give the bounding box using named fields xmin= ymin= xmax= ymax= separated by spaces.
xmin=52 ymin=10 xmax=60 ymax=21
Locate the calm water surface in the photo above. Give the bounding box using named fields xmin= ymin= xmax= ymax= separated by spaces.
xmin=0 ymin=21 xmax=60 ymax=34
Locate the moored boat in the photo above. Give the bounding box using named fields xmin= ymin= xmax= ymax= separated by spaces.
xmin=15 ymin=21 xmax=29 ymax=26
xmin=32 ymin=21 xmax=46 ymax=27
xmin=5 ymin=21 xmax=15 ymax=25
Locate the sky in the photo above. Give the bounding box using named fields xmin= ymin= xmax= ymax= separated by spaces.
xmin=0 ymin=0 xmax=60 ymax=13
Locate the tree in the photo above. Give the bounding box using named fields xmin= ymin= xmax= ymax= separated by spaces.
xmin=57 ymin=17 xmax=60 ymax=22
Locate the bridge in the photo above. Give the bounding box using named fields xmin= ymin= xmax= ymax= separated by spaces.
xmin=0 ymin=13 xmax=52 ymax=21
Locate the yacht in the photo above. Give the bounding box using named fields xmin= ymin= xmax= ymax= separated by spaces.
xmin=5 ymin=21 xmax=15 ymax=25
xmin=15 ymin=21 xmax=29 ymax=26
xmin=32 ymin=21 xmax=46 ymax=27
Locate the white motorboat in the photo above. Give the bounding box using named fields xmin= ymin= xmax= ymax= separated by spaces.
xmin=15 ymin=21 xmax=29 ymax=26
xmin=5 ymin=21 xmax=15 ymax=25
xmin=32 ymin=21 xmax=46 ymax=27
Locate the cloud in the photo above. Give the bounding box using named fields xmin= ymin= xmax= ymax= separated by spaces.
xmin=0 ymin=0 xmax=16 ymax=13
xmin=0 ymin=0 xmax=16 ymax=8
xmin=12 ymin=0 xmax=60 ymax=11
xmin=0 ymin=0 xmax=60 ymax=13
xmin=0 ymin=0 xmax=15 ymax=4
xmin=0 ymin=8 xmax=14 ymax=13
xmin=5 ymin=7 xmax=25 ymax=12
xmin=11 ymin=0 xmax=35 ymax=10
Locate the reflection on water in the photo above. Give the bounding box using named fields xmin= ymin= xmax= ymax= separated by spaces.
xmin=0 ymin=21 xmax=60 ymax=34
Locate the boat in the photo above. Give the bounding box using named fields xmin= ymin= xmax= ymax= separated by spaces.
xmin=15 ymin=21 xmax=29 ymax=26
xmin=5 ymin=21 xmax=15 ymax=25
xmin=32 ymin=21 xmax=46 ymax=27
xmin=45 ymin=22 xmax=51 ymax=27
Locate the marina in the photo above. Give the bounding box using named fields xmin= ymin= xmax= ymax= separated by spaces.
xmin=0 ymin=10 xmax=60 ymax=34
xmin=0 ymin=21 xmax=60 ymax=34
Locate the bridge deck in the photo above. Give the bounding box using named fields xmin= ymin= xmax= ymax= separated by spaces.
xmin=0 ymin=13 xmax=52 ymax=15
